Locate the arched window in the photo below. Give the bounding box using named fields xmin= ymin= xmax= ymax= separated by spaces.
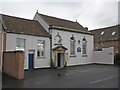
xmin=70 ymin=34 xmax=76 ymax=56
xmin=82 ymin=36 xmax=87 ymax=56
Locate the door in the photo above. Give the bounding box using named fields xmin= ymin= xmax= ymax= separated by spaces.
xmin=57 ymin=53 xmax=61 ymax=67
xmin=28 ymin=50 xmax=34 ymax=70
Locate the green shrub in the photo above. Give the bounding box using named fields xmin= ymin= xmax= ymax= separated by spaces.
xmin=50 ymin=59 xmax=55 ymax=68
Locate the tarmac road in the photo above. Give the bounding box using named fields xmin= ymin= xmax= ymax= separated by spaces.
xmin=2 ymin=64 xmax=118 ymax=88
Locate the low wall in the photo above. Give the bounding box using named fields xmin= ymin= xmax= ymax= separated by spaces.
xmin=3 ymin=51 xmax=24 ymax=79
xmin=93 ymin=47 xmax=114 ymax=64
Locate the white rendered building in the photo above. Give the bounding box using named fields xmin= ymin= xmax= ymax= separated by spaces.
xmin=34 ymin=12 xmax=94 ymax=68
xmin=0 ymin=14 xmax=51 ymax=70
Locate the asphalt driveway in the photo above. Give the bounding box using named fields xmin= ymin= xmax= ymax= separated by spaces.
xmin=2 ymin=64 xmax=118 ymax=88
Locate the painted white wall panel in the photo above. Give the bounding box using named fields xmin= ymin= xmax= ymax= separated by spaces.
xmin=93 ymin=47 xmax=114 ymax=64
xmin=52 ymin=29 xmax=94 ymax=66
xmin=6 ymin=33 xmax=50 ymax=69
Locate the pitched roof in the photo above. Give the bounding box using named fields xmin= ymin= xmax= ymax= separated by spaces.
xmin=89 ymin=25 xmax=120 ymax=42
xmin=37 ymin=13 xmax=90 ymax=34
xmin=1 ymin=14 xmax=50 ymax=37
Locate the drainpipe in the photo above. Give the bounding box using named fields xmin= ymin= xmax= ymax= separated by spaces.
xmin=49 ymin=26 xmax=52 ymax=67
xmin=0 ymin=20 xmax=7 ymax=71
xmin=1 ymin=25 xmax=4 ymax=72
xmin=0 ymin=21 xmax=4 ymax=72
xmin=0 ymin=21 xmax=2 ymax=90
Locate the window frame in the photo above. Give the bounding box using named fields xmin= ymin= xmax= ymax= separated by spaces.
xmin=16 ymin=38 xmax=25 ymax=51
xmin=70 ymin=34 xmax=76 ymax=57
xmin=82 ymin=37 xmax=87 ymax=57
xmin=37 ymin=40 xmax=45 ymax=58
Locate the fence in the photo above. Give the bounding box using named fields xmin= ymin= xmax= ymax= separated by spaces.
xmin=3 ymin=51 xmax=24 ymax=79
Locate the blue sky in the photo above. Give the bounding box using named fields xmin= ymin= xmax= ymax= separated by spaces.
xmin=0 ymin=0 xmax=119 ymax=30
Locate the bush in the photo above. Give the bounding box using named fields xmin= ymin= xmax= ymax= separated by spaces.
xmin=50 ymin=59 xmax=55 ymax=68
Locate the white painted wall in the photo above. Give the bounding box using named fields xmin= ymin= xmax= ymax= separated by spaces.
xmin=33 ymin=13 xmax=49 ymax=32
xmin=52 ymin=29 xmax=94 ymax=66
xmin=93 ymin=47 xmax=114 ymax=64
xmin=6 ymin=33 xmax=50 ymax=69
xmin=34 ymin=13 xmax=94 ymax=66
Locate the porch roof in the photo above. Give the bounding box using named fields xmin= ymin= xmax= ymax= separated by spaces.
xmin=52 ymin=45 xmax=68 ymax=51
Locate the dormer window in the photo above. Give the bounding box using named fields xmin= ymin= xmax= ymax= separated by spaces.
xmin=101 ymin=31 xmax=104 ymax=35
xmin=111 ymin=31 xmax=116 ymax=35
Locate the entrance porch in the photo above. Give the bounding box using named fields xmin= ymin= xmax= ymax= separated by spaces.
xmin=52 ymin=45 xmax=68 ymax=68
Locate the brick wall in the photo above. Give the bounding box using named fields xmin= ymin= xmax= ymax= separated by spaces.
xmin=94 ymin=40 xmax=119 ymax=54
xmin=3 ymin=51 xmax=24 ymax=79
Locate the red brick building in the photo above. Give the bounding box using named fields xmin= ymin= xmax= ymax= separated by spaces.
xmin=90 ymin=25 xmax=120 ymax=54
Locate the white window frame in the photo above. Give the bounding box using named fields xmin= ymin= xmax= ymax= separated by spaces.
xmin=16 ymin=38 xmax=25 ymax=51
xmin=37 ymin=40 xmax=45 ymax=58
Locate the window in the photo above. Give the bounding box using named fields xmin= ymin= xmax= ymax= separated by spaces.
xmin=37 ymin=40 xmax=45 ymax=57
xmin=16 ymin=38 xmax=25 ymax=51
xmin=101 ymin=31 xmax=104 ymax=35
xmin=70 ymin=34 xmax=76 ymax=56
xmin=111 ymin=31 xmax=116 ymax=35
xmin=82 ymin=37 xmax=87 ymax=56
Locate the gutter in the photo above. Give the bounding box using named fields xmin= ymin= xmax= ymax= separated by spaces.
xmin=49 ymin=25 xmax=93 ymax=35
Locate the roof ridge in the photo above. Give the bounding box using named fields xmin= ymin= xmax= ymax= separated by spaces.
xmin=1 ymin=13 xmax=34 ymax=22
xmin=38 ymin=13 xmax=78 ymax=24
xmin=90 ymin=24 xmax=119 ymax=31
xmin=37 ymin=12 xmax=87 ymax=32
xmin=2 ymin=13 xmax=50 ymax=37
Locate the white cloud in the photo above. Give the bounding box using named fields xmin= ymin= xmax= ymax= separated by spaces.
xmin=0 ymin=1 xmax=119 ymax=30
xmin=0 ymin=0 xmax=96 ymax=2
xmin=76 ymin=2 xmax=118 ymax=30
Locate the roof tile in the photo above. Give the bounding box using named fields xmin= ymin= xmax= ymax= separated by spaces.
xmin=2 ymin=14 xmax=50 ymax=37
xmin=38 ymin=13 xmax=88 ymax=32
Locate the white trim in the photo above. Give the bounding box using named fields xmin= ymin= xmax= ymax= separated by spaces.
xmin=0 ymin=31 xmax=4 ymax=71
